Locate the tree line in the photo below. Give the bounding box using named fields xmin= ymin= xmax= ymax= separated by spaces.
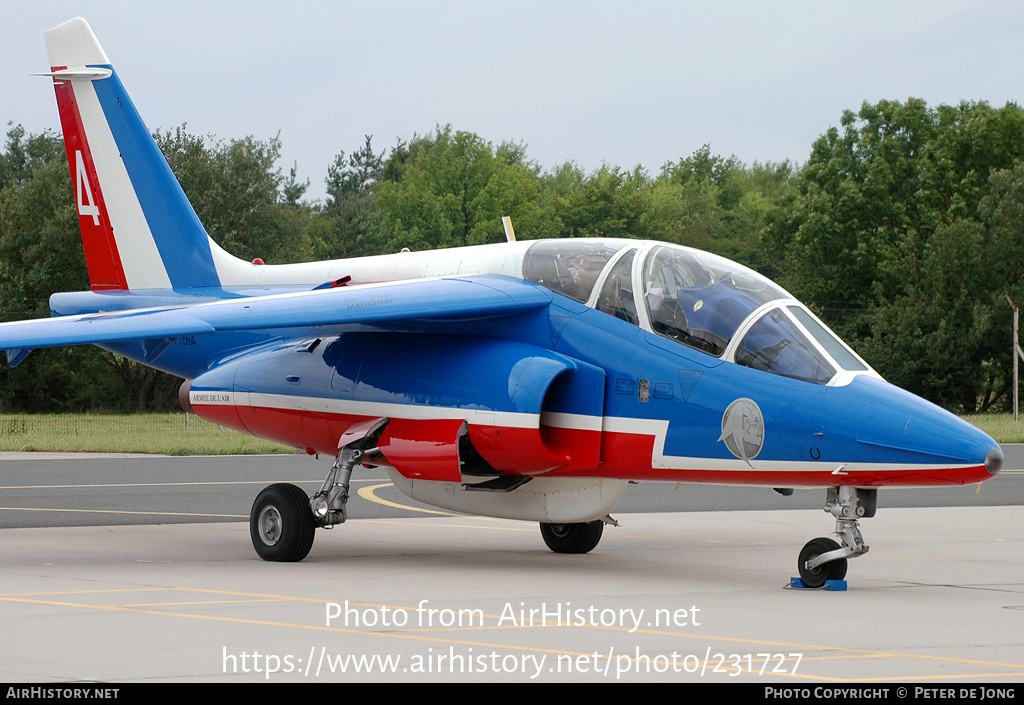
xmin=1 ymin=97 xmax=1023 ymax=413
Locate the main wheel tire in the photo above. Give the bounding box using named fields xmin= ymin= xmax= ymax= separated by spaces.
xmin=798 ymin=537 xmax=848 ymax=588
xmin=250 ymin=483 xmax=316 ymax=562
xmin=540 ymin=520 xmax=604 ymax=554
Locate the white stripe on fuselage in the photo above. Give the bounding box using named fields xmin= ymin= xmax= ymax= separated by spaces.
xmin=195 ymin=390 xmax=543 ymax=430
xmin=192 ymin=390 xmax=964 ymax=476
xmin=601 ymin=415 xmax=970 ymax=474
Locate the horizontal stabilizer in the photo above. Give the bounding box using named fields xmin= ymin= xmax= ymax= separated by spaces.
xmin=33 ymin=67 xmax=112 ymax=80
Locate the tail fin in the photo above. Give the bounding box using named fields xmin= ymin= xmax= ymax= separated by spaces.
xmin=44 ymin=18 xmax=249 ymax=292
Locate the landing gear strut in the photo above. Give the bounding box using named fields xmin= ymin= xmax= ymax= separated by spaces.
xmin=309 ymin=445 xmax=373 ymax=527
xmin=249 ymin=417 xmax=388 ymax=562
xmin=797 ymin=486 xmax=875 ymax=588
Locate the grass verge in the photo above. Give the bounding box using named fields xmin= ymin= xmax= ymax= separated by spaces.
xmin=960 ymin=414 xmax=1024 ymax=444
xmin=0 ymin=413 xmax=295 ymax=455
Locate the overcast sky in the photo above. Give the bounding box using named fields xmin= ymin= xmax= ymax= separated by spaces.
xmin=3 ymin=1 xmax=1023 ymax=202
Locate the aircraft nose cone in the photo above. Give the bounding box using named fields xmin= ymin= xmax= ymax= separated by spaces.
xmin=846 ymin=376 xmax=1001 ymax=485
xmin=985 ymin=446 xmax=1004 ymax=475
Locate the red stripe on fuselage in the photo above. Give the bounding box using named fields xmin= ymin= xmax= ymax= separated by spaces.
xmin=191 ymin=402 xmax=992 ymax=488
xmin=52 ymin=73 xmax=128 ymax=291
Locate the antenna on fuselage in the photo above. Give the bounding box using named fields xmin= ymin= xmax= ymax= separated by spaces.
xmin=502 ymin=216 xmax=517 ymax=242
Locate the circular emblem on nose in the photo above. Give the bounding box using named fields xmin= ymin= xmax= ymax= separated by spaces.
xmin=719 ymin=398 xmax=764 ymax=463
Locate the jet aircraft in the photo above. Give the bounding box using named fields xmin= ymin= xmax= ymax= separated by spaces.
xmin=1 ymin=18 xmax=1003 ymax=587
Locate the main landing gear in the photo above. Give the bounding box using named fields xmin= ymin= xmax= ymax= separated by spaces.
xmin=540 ymin=520 xmax=605 ymax=554
xmin=797 ymin=486 xmax=875 ymax=588
xmin=250 ymin=418 xmax=387 ymax=562
xmin=251 ymin=483 xmax=316 ymax=562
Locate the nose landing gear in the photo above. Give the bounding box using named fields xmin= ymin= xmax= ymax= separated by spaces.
xmin=797 ymin=486 xmax=875 ymax=588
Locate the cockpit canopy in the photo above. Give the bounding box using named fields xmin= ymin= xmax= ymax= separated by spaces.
xmin=642 ymin=245 xmax=787 ymax=356
xmin=523 ymin=239 xmax=873 ymax=386
xmin=522 ymin=239 xmax=627 ymax=303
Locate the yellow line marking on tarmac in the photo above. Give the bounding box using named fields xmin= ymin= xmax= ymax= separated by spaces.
xmin=361 ymin=518 xmax=535 ymax=532
xmin=357 ymin=482 xmax=456 ymax=516
xmin=357 ymin=482 xmax=539 ymax=527
xmin=0 ymin=479 xmax=380 ymax=490
xmin=0 ymin=506 xmax=244 ymax=519
xmin=0 ymin=480 xmax=518 ymax=523
xmin=1 ymin=587 xmax=181 ymax=597
xmin=0 ymin=587 xmax=1021 ymax=680
xmin=120 ymin=598 xmax=294 ymax=607
xmin=0 ymin=592 xmax=643 ymax=669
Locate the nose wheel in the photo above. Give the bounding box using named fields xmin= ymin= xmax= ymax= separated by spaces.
xmin=797 ymin=487 xmax=875 ymax=588
xmin=797 ymin=537 xmax=848 ymax=588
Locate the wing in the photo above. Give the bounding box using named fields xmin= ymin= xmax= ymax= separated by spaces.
xmin=0 ymin=275 xmax=552 ymax=364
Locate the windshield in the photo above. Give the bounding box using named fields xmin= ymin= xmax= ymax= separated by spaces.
xmin=787 ymin=306 xmax=868 ymax=372
xmin=735 ymin=308 xmax=836 ymax=384
xmin=643 ymin=245 xmax=788 ymax=356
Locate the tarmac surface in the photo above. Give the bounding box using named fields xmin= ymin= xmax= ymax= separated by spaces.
xmin=1 ymin=451 xmax=1023 ymax=683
